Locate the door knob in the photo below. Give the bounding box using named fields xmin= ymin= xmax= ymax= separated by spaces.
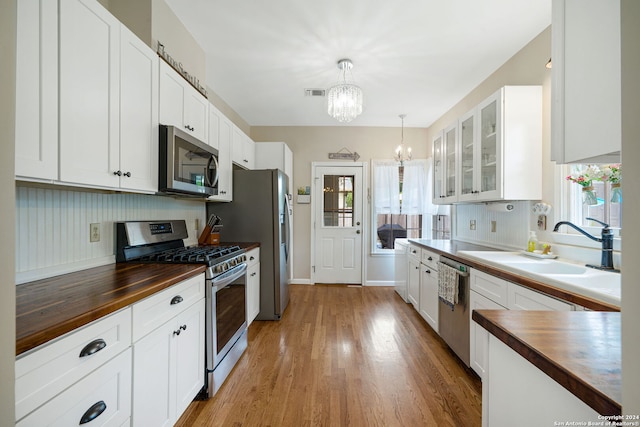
xmin=356 ymin=230 xmax=361 ymax=234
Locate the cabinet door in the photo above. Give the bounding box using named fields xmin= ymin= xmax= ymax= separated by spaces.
xmin=208 ymin=104 xmax=220 ymax=150
xmin=119 ymin=25 xmax=158 ymax=193
xmin=407 ymin=257 xmax=420 ymax=309
xmin=458 ymin=110 xmax=477 ymax=201
xmin=442 ymin=122 xmax=458 ymax=203
xmin=174 ymin=299 xmax=205 ymax=418
xmin=159 ymin=61 xmax=186 ymax=129
xmin=432 ymin=132 xmax=445 ymax=203
xmin=247 ymin=262 xmax=261 ymax=325
xmin=470 ymin=290 xmax=506 ymax=380
xmin=132 ymin=320 xmax=174 ymax=427
xmin=477 ymin=91 xmax=501 ymax=200
xmin=15 ymin=0 xmax=58 ymax=181
xmin=419 ymin=266 xmax=438 ymax=333
xmin=243 ymin=136 xmax=255 ymax=170
xmin=184 ymin=87 xmax=208 ymax=143
xmin=551 ymin=0 xmax=621 ymax=164
xmin=59 ymin=0 xmax=120 ymax=188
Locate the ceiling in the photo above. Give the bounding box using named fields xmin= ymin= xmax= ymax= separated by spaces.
xmin=164 ymin=0 xmax=551 ymax=128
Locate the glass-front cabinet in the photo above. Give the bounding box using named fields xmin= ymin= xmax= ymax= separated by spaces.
xmin=458 ymin=111 xmax=476 ymax=200
xmin=431 ymin=86 xmax=542 ymax=204
xmin=432 ymin=132 xmax=444 ymax=201
xmin=442 ymin=123 xmax=459 ymax=203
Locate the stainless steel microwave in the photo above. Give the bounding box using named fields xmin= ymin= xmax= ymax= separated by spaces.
xmin=159 ymin=125 xmax=219 ymax=197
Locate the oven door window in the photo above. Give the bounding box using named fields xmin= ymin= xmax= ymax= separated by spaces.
xmin=174 ymin=135 xmax=218 ymax=188
xmin=216 ymin=276 xmax=246 ymax=355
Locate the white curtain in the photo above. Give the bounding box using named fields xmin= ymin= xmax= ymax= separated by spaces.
xmin=373 ymin=160 xmax=400 ymax=214
xmin=402 ymin=159 xmax=438 ymax=215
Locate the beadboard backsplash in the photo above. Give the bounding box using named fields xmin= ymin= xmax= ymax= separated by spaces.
xmin=454 ymin=201 xmax=532 ymax=250
xmin=16 ymin=185 xmax=207 ymax=284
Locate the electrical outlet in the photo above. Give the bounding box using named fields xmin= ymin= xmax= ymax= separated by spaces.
xmin=90 ymin=223 xmax=100 ymax=242
xmin=470 ymin=220 xmax=476 ymax=230
xmin=491 ymin=220 xmax=497 ymax=232
xmin=537 ymin=215 xmax=547 ymax=230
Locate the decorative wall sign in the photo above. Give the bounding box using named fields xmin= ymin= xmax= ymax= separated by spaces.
xmin=328 ymin=148 xmax=360 ymax=161
xmin=157 ymin=42 xmax=208 ymax=97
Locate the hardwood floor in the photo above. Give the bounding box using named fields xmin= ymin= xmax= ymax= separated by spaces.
xmin=176 ymin=285 xmax=482 ymax=426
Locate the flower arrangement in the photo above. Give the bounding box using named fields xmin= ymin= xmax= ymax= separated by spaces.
xmin=566 ymin=164 xmax=622 ymax=204
xmin=566 ymin=164 xmax=622 ymax=186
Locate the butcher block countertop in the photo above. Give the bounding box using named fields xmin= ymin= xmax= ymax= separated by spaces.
xmin=408 ymin=239 xmax=619 ymax=312
xmin=16 ymin=263 xmax=206 ymax=356
xmin=473 ymin=310 xmax=621 ymax=416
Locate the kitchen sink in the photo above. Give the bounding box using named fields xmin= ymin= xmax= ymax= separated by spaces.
xmin=498 ymin=261 xmax=587 ymax=275
xmin=456 ymin=250 xmax=621 ymax=306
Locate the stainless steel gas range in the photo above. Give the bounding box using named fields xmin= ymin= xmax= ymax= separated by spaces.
xmin=116 ymin=220 xmax=248 ymax=398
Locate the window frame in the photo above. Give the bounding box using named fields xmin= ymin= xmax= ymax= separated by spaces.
xmin=554 ymin=164 xmax=621 ymax=250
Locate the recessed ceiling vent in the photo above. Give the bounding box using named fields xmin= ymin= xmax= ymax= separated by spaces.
xmin=305 ymin=88 xmax=326 ymax=97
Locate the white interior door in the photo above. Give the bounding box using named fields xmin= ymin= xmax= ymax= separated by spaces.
xmin=313 ymin=164 xmax=364 ymax=284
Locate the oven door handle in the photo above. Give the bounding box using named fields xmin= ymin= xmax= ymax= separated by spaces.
xmin=211 ymin=263 xmax=247 ymax=291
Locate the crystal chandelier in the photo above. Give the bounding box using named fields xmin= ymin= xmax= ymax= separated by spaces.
xmin=327 ymin=59 xmax=363 ymax=123
xmin=394 ymin=114 xmax=412 ymax=164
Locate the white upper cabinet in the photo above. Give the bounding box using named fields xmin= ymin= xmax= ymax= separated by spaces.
xmin=551 ymin=0 xmax=621 ymax=164
xmin=232 ymin=127 xmax=255 ymax=169
xmin=432 ymin=131 xmax=445 ymax=202
xmin=58 ymin=0 xmax=158 ymax=193
xmin=119 ymin=25 xmax=159 ymax=193
xmin=433 ymin=86 xmax=542 ymax=204
xmin=159 ymin=61 xmax=208 ymax=144
xmin=15 ymin=0 xmax=58 ymax=181
xmin=254 ymin=142 xmax=294 ymax=194
xmin=59 ymin=0 xmax=121 ymax=189
xmin=207 ymin=105 xmax=233 ymax=201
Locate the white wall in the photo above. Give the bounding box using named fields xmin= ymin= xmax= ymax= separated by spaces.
xmin=15 ymin=185 xmax=206 ymax=283
xmin=1 ymin=0 xmax=16 ymax=422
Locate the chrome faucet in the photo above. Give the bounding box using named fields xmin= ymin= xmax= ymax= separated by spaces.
xmin=553 ymin=218 xmax=619 ymax=272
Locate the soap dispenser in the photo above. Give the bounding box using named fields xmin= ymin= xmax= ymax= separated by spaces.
xmin=527 ymin=231 xmax=538 ymax=252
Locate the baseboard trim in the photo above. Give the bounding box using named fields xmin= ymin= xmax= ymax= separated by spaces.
xmin=364 ymin=280 xmax=395 ymax=287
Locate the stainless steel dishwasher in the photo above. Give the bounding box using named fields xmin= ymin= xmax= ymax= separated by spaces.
xmin=437 ymin=257 xmax=471 ymax=367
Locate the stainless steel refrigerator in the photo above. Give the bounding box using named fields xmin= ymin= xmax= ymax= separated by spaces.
xmin=208 ymin=169 xmax=291 ymax=320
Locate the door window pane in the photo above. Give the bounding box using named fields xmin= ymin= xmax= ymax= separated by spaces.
xmin=323 ymin=174 xmax=354 ymax=227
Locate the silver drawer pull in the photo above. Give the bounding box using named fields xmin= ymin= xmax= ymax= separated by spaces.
xmin=79 ymin=339 xmax=106 ymax=358
xmin=79 ymin=400 xmax=107 ymax=424
xmin=170 ymin=295 xmax=183 ymax=305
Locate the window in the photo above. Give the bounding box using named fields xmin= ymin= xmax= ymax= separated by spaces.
xmin=372 ymin=159 xmax=439 ymax=252
xmin=563 ymin=163 xmax=622 ymax=233
xmin=323 ymin=174 xmax=354 ymax=227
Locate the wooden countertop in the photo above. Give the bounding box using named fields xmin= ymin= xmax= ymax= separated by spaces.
xmin=472 ymin=310 xmax=621 ymax=416
xmin=16 ymin=263 xmax=206 ymax=356
xmin=16 ymin=242 xmax=259 ymax=356
xmin=408 ymin=239 xmax=619 ymax=312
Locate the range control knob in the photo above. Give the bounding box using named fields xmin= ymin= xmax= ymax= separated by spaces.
xmin=229 ymin=258 xmax=237 ymax=266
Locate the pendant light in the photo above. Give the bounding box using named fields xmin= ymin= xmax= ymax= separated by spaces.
xmin=327 ymin=59 xmax=364 ymax=123
xmin=394 ymin=114 xmax=412 ymax=165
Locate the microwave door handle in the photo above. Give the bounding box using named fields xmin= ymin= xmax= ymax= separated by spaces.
xmin=205 ymin=154 xmax=219 ymax=188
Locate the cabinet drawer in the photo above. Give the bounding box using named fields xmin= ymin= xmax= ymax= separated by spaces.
xmin=17 ymin=348 xmax=132 ymax=427
xmin=420 ymin=249 xmax=440 ymax=270
xmin=408 ymin=244 xmax=421 ymax=260
xmin=15 ymin=308 xmax=131 ymax=421
xmin=471 ymin=270 xmax=508 ymax=307
xmin=132 ymin=273 xmax=205 ymax=342
xmin=246 ymin=247 xmax=260 ymax=267
xmin=508 ymin=283 xmax=573 ymax=311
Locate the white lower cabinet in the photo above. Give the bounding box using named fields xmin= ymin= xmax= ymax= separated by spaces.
xmin=246 ymin=248 xmax=261 ymax=326
xmin=132 ymin=278 xmax=205 ymax=426
xmin=470 ymin=270 xmax=575 ymax=379
xmin=484 ymin=336 xmax=599 ymax=427
xmin=469 ymin=290 xmax=506 ymax=380
xmin=407 ymin=254 xmax=421 ymax=310
xmin=17 ymin=349 xmax=132 ymax=427
xmin=419 ymin=264 xmax=439 ymax=333
xmin=15 ymin=312 xmax=132 ymax=426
